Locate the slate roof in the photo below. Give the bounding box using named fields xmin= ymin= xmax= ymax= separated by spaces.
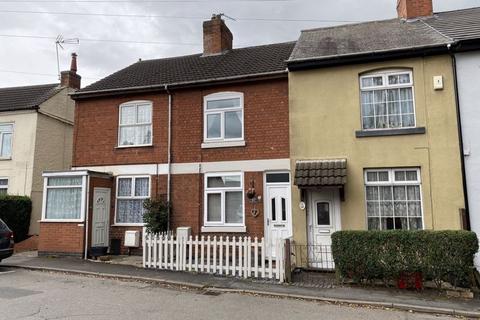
xmin=74 ymin=41 xmax=296 ymax=97
xmin=289 ymin=18 xmax=450 ymax=63
xmin=0 ymin=83 xmax=61 ymax=112
xmin=423 ymin=7 xmax=480 ymax=41
xmin=294 ymin=159 xmax=347 ymax=187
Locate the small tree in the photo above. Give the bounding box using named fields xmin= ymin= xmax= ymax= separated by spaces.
xmin=143 ymin=198 xmax=170 ymax=234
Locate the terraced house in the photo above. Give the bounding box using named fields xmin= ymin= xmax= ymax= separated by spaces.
xmin=38 ymin=15 xmax=294 ymax=257
xmin=288 ymin=0 xmax=472 ymax=269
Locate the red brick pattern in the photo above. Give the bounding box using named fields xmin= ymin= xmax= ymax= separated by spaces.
xmin=397 ymin=0 xmax=433 ymax=19
xmin=202 ymin=16 xmax=233 ymax=55
xmin=39 ymin=222 xmax=84 ymax=255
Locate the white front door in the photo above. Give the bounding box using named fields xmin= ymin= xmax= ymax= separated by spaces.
xmin=307 ymin=189 xmax=341 ymax=269
xmin=265 ymin=173 xmax=292 ymax=257
xmin=92 ymin=188 xmax=110 ymax=247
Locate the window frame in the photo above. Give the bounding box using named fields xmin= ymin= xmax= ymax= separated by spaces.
xmin=203 ymin=172 xmax=245 ymax=228
xmin=364 ymin=168 xmax=424 ymax=231
xmin=114 ymin=175 xmax=151 ymax=226
xmin=0 ymin=123 xmax=14 ymax=160
xmin=359 ymin=70 xmax=417 ymax=131
xmin=117 ymin=100 xmax=153 ymax=148
xmin=41 ymin=173 xmax=87 ymax=223
xmin=203 ymin=92 xmax=245 ymax=144
xmin=0 ymin=177 xmax=8 ymax=195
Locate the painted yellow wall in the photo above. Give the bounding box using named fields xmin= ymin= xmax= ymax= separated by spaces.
xmin=289 ymin=55 xmax=465 ymax=245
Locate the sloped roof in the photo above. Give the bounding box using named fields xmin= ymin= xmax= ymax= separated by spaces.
xmin=423 ymin=7 xmax=480 ymax=41
xmin=289 ymin=18 xmax=450 ymax=63
xmin=74 ymin=41 xmax=296 ymax=97
xmin=294 ymin=159 xmax=347 ymax=187
xmin=0 ymin=83 xmax=61 ymax=112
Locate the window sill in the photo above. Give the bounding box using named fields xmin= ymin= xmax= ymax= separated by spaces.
xmin=112 ymin=223 xmax=145 ymax=227
xmin=115 ymin=144 xmax=153 ymax=149
xmin=0 ymin=157 xmax=12 ymax=161
xmin=355 ymin=127 xmax=426 ymax=138
xmin=40 ymin=219 xmax=84 ymax=223
xmin=201 ymin=226 xmax=246 ymax=233
xmin=201 ymin=140 xmax=246 ymax=149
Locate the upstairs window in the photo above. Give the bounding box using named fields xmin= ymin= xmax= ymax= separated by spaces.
xmin=365 ymin=168 xmax=423 ymax=231
xmin=0 ymin=178 xmax=8 ymax=195
xmin=118 ymin=101 xmax=152 ymax=147
xmin=204 ymin=92 xmax=244 ymax=142
xmin=0 ymin=124 xmax=13 ymax=159
xmin=360 ymin=70 xmax=415 ymax=131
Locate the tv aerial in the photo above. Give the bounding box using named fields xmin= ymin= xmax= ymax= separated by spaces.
xmin=55 ymin=35 xmax=80 ymax=79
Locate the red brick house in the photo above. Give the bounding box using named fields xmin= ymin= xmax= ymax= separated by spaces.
xmin=39 ymin=15 xmax=294 ymax=257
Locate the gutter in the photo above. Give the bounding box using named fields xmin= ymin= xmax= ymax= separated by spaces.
xmin=70 ymin=70 xmax=287 ymax=100
xmin=449 ymin=47 xmax=471 ymax=230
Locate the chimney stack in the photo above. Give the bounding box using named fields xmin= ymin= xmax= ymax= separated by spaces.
xmin=397 ymin=0 xmax=433 ymax=20
xmin=60 ymin=53 xmax=81 ymax=89
xmin=203 ymin=14 xmax=233 ymax=56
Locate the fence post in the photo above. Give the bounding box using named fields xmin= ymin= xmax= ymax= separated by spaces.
xmin=284 ymin=238 xmax=292 ymax=283
xmin=142 ymin=227 xmax=147 ymax=268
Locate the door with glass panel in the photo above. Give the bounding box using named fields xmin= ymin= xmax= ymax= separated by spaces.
xmin=265 ymin=173 xmax=292 ymax=257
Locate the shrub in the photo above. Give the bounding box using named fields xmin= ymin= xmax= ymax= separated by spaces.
xmin=0 ymin=195 xmax=32 ymax=242
xmin=331 ymin=230 xmax=478 ymax=288
xmin=143 ymin=198 xmax=170 ymax=234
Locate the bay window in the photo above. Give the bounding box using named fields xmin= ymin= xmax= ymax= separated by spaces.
xmin=118 ymin=101 xmax=152 ymax=147
xmin=204 ymin=173 xmax=244 ymax=227
xmin=44 ymin=176 xmax=84 ymax=220
xmin=365 ymin=168 xmax=423 ymax=230
xmin=115 ymin=176 xmax=150 ymax=225
xmin=0 ymin=123 xmax=13 ymax=159
xmin=203 ymin=92 xmax=244 ymax=145
xmin=360 ymin=70 xmax=416 ymax=131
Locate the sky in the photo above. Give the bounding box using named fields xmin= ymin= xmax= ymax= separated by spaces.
xmin=0 ymin=0 xmax=479 ymax=88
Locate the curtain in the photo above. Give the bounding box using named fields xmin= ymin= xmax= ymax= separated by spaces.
xmin=1 ymin=133 xmax=12 ymax=157
xmin=225 ymin=191 xmax=242 ymax=223
xmin=135 ymin=178 xmax=149 ymax=196
xmin=116 ymin=199 xmax=145 ymax=224
xmin=207 ymin=193 xmax=221 ymax=222
xmin=225 ymin=111 xmax=242 ymax=139
xmin=46 ymin=188 xmax=82 ymax=219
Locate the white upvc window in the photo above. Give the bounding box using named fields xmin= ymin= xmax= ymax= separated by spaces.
xmin=365 ymin=168 xmax=423 ymax=231
xmin=115 ymin=176 xmax=150 ymax=225
xmin=360 ymin=70 xmax=416 ymax=131
xmin=118 ymin=101 xmax=153 ymax=147
xmin=0 ymin=178 xmax=8 ymax=195
xmin=44 ymin=176 xmax=85 ymax=221
xmin=203 ymin=92 xmax=244 ymax=145
xmin=204 ymin=172 xmax=244 ymax=227
xmin=0 ymin=123 xmax=13 ymax=159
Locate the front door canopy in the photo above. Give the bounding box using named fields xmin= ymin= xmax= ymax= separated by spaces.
xmin=294 ymin=159 xmax=347 ymax=188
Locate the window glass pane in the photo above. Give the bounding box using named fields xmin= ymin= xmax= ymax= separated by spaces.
xmin=388 ymin=75 xmax=399 ymax=85
xmin=395 ymin=171 xmax=406 ymax=181
xmin=271 ymin=198 xmax=276 ymax=221
xmin=0 ymin=179 xmax=7 ymax=186
xmin=134 ymin=178 xmax=149 ymax=197
xmin=206 ymin=113 xmax=221 ymax=139
xmin=389 ymin=115 xmax=402 ymax=128
xmin=405 ymin=170 xmax=418 ymax=181
xmin=368 ymin=218 xmax=380 ymax=230
xmin=118 ymin=178 xmax=132 ymax=196
xmin=380 ymin=201 xmax=393 ymax=216
xmin=207 ymin=193 xmax=221 ymax=222
xmin=375 ymin=115 xmax=388 ymax=129
xmin=116 ymin=199 xmax=145 ymax=224
xmin=387 ymin=89 xmax=399 ymax=102
xmin=408 ymin=201 xmax=422 ymax=217
xmin=224 ymin=111 xmax=242 ymax=139
xmin=362 ymin=103 xmax=375 ymax=117
xmin=48 ymin=177 xmax=82 ymax=186
xmin=366 ymin=186 xmax=379 ymax=200
xmin=399 ymin=73 xmax=411 ymax=84
xmin=362 ymin=76 xmax=383 ymax=88
xmin=281 ymin=198 xmax=286 ymax=221
xmin=207 ymin=98 xmax=240 ymax=110
xmin=378 ymin=171 xmax=389 ymax=181
xmin=382 ymin=217 xmax=395 ymax=230
xmin=409 ymin=218 xmax=423 ymax=230
xmin=120 ymin=105 xmax=136 ymax=125
xmin=135 ymin=125 xmax=152 ymax=145
xmin=207 ymin=175 xmax=241 ymax=188
xmin=400 ymin=87 xmax=413 ymax=100
xmin=362 ymin=117 xmax=375 ymax=130
xmin=407 ymin=186 xmax=421 ymax=200
xmin=367 ymin=202 xmax=379 ymax=216
xmin=393 ymin=186 xmax=406 ymax=200
xmin=361 ymin=91 xmax=373 ymax=104
xmin=402 ymin=115 xmax=415 ymax=127
xmin=0 ymin=124 xmax=13 ymax=133
xmin=46 ymin=188 xmax=81 ymax=219
xmin=266 ymin=173 xmax=290 ymax=183
xmin=137 ymin=104 xmax=152 ymax=123
xmin=1 ymin=133 xmax=12 ymax=157
xmin=225 ymin=191 xmax=243 ymax=223
xmin=401 ymin=100 xmax=414 ymax=114
xmin=366 ymin=172 xmax=378 ymax=182
xmin=119 ymin=127 xmax=135 ymax=146
xmin=394 ymin=201 xmax=407 ymax=216
xmin=316 ymin=202 xmax=330 ymax=225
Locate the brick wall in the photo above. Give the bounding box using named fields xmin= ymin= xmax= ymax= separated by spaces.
xmin=38 ymin=222 xmax=84 ymax=256
xmin=73 ymin=79 xmax=289 ymax=167
xmin=397 ymin=0 xmax=432 ymax=19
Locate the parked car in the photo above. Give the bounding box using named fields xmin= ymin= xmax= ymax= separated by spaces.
xmin=0 ymin=219 xmax=14 ymax=262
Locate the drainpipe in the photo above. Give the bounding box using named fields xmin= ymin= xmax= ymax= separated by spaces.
xmin=165 ymin=84 xmax=172 ymax=230
xmin=83 ymin=174 xmax=90 ymax=259
xmin=449 ymin=45 xmax=471 ymax=230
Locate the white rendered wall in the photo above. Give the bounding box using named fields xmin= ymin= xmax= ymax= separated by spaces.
xmin=456 ymin=51 xmax=480 ymax=269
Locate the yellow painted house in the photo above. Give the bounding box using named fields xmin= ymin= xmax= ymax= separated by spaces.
xmin=287 ymin=0 xmax=467 ymax=268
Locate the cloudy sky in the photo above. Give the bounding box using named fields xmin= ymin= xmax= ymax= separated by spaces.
xmin=0 ymin=0 xmax=479 ymax=88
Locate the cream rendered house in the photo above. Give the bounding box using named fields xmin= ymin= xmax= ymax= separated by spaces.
xmin=0 ymin=54 xmax=80 ymax=235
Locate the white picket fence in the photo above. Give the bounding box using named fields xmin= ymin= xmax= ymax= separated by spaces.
xmin=143 ymin=231 xmax=286 ymax=282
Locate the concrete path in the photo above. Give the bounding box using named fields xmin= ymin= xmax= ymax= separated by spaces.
xmin=2 ymin=253 xmax=480 ymax=318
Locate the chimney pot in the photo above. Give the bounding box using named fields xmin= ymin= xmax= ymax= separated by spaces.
xmin=397 ymin=0 xmax=433 ymax=20
xmin=60 ymin=52 xmax=81 ymax=90
xmin=203 ymin=14 xmax=233 ymax=56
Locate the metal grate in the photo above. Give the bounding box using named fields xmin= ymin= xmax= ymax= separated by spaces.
xmin=290 ymin=244 xmax=335 ymax=271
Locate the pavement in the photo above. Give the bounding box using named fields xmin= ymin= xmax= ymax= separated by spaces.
xmin=2 ymin=252 xmax=480 ymax=318
xmin=0 ymin=269 xmax=459 ymax=320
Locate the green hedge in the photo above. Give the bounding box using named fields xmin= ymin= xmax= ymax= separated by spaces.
xmin=331 ymin=230 xmax=478 ymax=288
xmin=0 ymin=195 xmax=32 ymax=242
